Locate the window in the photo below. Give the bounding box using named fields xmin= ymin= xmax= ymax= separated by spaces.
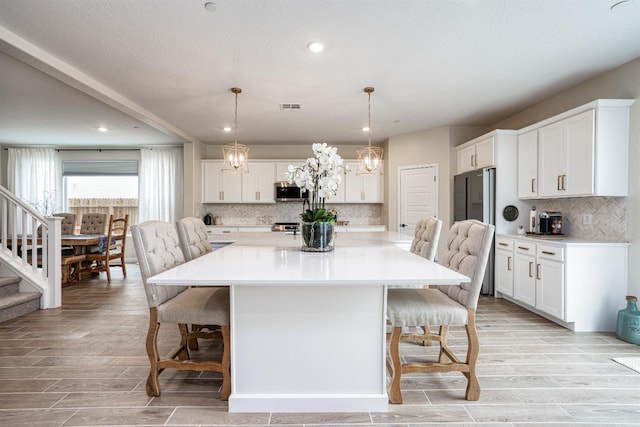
xmin=62 ymin=160 xmax=138 ymax=231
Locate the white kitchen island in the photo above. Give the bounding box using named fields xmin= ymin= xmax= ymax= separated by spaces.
xmin=148 ymin=232 xmax=469 ymax=413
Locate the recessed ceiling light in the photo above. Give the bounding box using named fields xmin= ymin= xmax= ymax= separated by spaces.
xmin=204 ymin=2 xmax=218 ymax=12
xmin=307 ymin=41 xmax=325 ymax=53
xmin=97 ymin=126 xmax=108 ymax=132
xmin=362 ymin=126 xmax=370 ymax=132
xmin=223 ymin=126 xmax=232 ymax=132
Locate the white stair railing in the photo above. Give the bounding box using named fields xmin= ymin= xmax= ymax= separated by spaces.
xmin=0 ymin=184 xmax=62 ymax=308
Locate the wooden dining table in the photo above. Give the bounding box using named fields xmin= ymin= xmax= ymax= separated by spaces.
xmin=2 ymin=234 xmax=106 ymax=250
xmin=2 ymin=234 xmax=108 ymax=282
xmin=148 ymin=231 xmax=470 ymax=413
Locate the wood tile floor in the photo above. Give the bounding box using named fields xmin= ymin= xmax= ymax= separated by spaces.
xmin=1 ymin=264 xmax=640 ymax=426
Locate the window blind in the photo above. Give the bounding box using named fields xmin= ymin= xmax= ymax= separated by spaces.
xmin=62 ymin=160 xmax=138 ymax=176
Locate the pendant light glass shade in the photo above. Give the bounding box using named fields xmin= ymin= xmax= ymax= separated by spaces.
xmin=356 ymin=87 xmax=383 ymax=175
xmin=222 ymin=87 xmax=249 ymax=174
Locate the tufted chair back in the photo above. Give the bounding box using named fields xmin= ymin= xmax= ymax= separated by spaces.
xmin=36 ymin=213 xmax=77 ymax=236
xmin=437 ymin=219 xmax=495 ymax=310
xmin=56 ymin=213 xmax=77 ymax=235
xmin=175 ymin=217 xmax=212 ymax=261
xmin=131 ymin=221 xmax=188 ymax=308
xmin=410 ymin=217 xmax=443 ymax=261
xmin=80 ymin=213 xmax=107 ymax=234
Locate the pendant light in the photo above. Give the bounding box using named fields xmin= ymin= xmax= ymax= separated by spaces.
xmin=222 ymin=87 xmax=249 ymax=174
xmin=356 ymin=86 xmax=383 ymax=175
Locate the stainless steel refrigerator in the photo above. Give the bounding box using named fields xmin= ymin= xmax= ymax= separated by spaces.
xmin=453 ymin=168 xmax=495 ymax=295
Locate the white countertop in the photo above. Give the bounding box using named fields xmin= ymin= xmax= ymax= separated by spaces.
xmin=150 ymin=231 xmax=465 ymax=287
xmin=499 ymin=233 xmax=629 ymax=246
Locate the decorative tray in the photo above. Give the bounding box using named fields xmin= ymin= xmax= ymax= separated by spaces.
xmin=525 ymin=232 xmax=568 ymax=239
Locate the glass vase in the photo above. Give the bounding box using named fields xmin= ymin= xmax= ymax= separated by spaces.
xmin=301 ymin=221 xmax=335 ymax=252
xmin=616 ymin=295 xmax=640 ymax=345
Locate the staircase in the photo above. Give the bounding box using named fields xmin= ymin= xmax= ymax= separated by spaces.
xmin=0 ymin=277 xmax=41 ymax=323
xmin=0 ymin=184 xmax=63 ymax=322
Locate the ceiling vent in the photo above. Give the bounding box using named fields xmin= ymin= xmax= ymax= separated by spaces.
xmin=280 ymin=103 xmax=302 ymax=111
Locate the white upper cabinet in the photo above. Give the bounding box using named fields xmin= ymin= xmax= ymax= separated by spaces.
xmin=202 ymin=160 xmax=275 ymax=203
xmin=538 ymin=109 xmax=595 ymax=197
xmin=343 ymin=161 xmax=383 ymax=203
xmin=202 ymin=160 xmax=242 ymax=203
xmin=517 ymin=99 xmax=633 ymax=199
xmin=242 ymin=162 xmax=276 ymax=203
xmin=517 ymin=129 xmax=538 ymax=198
xmin=456 ymin=136 xmax=495 ymax=174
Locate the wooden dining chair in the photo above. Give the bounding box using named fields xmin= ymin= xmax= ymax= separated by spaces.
xmin=131 ymin=220 xmax=231 ymax=400
xmin=85 ymin=214 xmax=128 ymax=282
xmin=386 ymin=219 xmax=495 ymax=403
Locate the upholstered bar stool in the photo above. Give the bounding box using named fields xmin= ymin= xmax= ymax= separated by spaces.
xmin=386 ymin=219 xmax=495 ymax=403
xmin=176 ymin=216 xmax=220 ymax=350
xmin=394 ymin=216 xmax=443 ymax=346
xmin=176 ymin=216 xmax=212 ymax=261
xmin=131 ymin=220 xmax=231 ymax=400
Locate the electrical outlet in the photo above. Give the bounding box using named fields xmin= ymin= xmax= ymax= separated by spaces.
xmin=583 ymin=214 xmax=592 ymax=225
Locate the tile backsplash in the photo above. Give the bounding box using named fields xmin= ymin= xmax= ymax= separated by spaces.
xmin=534 ymin=197 xmax=627 ymax=242
xmin=200 ymin=203 xmax=383 ymax=226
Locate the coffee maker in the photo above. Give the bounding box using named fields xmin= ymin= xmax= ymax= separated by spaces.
xmin=539 ymin=211 xmax=563 ymax=235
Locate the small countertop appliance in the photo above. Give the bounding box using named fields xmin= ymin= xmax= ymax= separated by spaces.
xmin=538 ymin=211 xmax=563 ymax=235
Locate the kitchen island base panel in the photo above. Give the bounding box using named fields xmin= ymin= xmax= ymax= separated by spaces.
xmin=229 ymin=394 xmax=389 ymax=413
xmin=230 ymin=285 xmax=388 ymax=413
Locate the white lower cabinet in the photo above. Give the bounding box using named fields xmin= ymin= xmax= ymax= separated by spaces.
xmin=494 ymin=237 xmax=514 ymax=296
xmin=535 ymin=244 xmax=564 ymax=319
xmin=495 ymin=234 xmax=628 ymax=332
xmin=513 ymin=241 xmax=536 ymax=307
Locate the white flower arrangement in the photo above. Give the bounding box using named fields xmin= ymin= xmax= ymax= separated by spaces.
xmin=285 ymin=143 xmax=346 ymax=222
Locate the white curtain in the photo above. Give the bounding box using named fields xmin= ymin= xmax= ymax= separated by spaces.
xmin=138 ymin=147 xmax=183 ymax=223
xmin=7 ymin=148 xmax=60 ymax=214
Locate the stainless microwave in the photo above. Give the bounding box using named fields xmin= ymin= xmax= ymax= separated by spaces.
xmin=275 ymin=182 xmax=308 ymax=202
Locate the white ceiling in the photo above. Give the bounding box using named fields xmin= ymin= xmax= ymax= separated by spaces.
xmin=1 ymin=0 xmax=639 ymax=148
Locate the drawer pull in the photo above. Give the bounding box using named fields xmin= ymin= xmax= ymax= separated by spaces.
xmin=541 ymin=250 xmax=556 ymax=256
xmin=499 ymin=242 xmax=509 ymax=247
xmin=518 ymin=246 xmax=530 ymax=251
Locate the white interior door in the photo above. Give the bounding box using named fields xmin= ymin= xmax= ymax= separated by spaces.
xmin=398 ymin=165 xmax=438 ymax=236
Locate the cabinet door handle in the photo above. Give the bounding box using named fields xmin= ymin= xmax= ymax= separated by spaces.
xmin=256 ymin=191 xmax=259 ymax=200
xmin=531 ymin=178 xmax=536 ymax=193
xmin=499 ymin=242 xmax=508 ymax=247
xmin=508 ymin=256 xmax=512 ymax=271
xmin=541 ymin=250 xmax=556 ymax=256
xmin=220 ymin=191 xmax=224 ymax=201
xmin=562 ymin=174 xmax=567 ymax=191
xmin=529 ymin=261 xmax=534 ymax=277
xmin=536 ymin=263 xmax=541 ymax=280
xmin=557 ymin=175 xmax=562 ymax=191
xmin=470 ymin=155 xmax=474 ymax=167
xmin=475 ymin=153 xmax=478 ymax=167
xmin=517 ymin=246 xmax=530 ymax=251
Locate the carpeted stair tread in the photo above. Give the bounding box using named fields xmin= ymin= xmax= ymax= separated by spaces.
xmin=0 ymin=292 xmax=41 ymax=310
xmin=0 ymin=277 xmax=21 ymax=298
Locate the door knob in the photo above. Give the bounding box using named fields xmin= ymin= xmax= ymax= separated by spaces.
xmin=400 ymin=223 xmax=407 ymax=228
